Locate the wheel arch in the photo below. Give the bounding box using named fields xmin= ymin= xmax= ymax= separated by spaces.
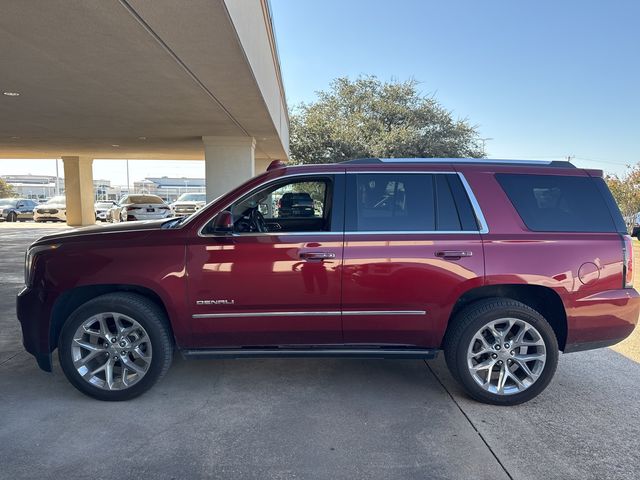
xmin=50 ymin=284 xmax=175 ymax=350
xmin=443 ymin=284 xmax=568 ymax=350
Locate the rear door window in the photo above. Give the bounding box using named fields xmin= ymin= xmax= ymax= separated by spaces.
xmin=496 ymin=173 xmax=619 ymax=232
xmin=345 ymin=173 xmax=479 ymax=232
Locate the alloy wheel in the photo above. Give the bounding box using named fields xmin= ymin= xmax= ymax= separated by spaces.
xmin=71 ymin=312 xmax=152 ymax=390
xmin=466 ymin=317 xmax=546 ymax=395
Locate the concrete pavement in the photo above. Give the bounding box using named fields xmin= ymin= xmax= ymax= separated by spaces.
xmin=1 ymin=227 xmax=639 ymax=479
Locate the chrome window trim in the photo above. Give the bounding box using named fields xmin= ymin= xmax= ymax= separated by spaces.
xmin=197 ymin=171 xmax=345 ymax=238
xmin=196 ymin=170 xmax=489 ymax=237
xmin=192 ymin=310 xmax=426 ymax=319
xmin=345 ymin=171 xmax=489 ymax=235
xmin=456 ymin=172 xmax=489 ymax=234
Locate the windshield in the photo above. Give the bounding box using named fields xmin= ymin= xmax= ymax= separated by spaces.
xmin=176 ymin=193 xmax=206 ymax=202
xmin=125 ymin=195 xmax=164 ymax=204
xmin=46 ymin=196 xmax=66 ymax=205
xmin=0 ymin=198 xmax=17 ymax=206
xmin=95 ymin=202 xmax=113 ymax=208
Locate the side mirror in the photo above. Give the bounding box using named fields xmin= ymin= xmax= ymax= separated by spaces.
xmin=213 ymin=211 xmax=234 ymax=233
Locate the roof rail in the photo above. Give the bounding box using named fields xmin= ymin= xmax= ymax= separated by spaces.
xmin=340 ymin=158 xmax=576 ymax=168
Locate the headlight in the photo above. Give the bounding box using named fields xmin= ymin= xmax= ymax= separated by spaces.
xmin=25 ymin=244 xmax=59 ymax=287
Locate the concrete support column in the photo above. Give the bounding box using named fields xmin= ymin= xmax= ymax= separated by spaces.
xmin=202 ymin=136 xmax=256 ymax=202
xmin=62 ymin=156 xmax=95 ymax=226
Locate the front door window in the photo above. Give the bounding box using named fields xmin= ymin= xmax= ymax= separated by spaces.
xmin=203 ymin=176 xmax=335 ymax=235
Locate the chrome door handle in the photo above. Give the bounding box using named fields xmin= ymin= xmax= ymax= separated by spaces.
xmin=300 ymin=252 xmax=336 ymax=260
xmin=435 ymin=250 xmax=473 ymax=260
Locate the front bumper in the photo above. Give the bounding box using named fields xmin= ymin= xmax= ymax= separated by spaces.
xmin=34 ymin=212 xmax=66 ymax=222
xmin=16 ymin=286 xmax=56 ymax=371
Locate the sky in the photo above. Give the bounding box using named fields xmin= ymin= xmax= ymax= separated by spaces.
xmin=1 ymin=0 xmax=638 ymax=184
xmin=271 ymin=0 xmax=640 ymax=175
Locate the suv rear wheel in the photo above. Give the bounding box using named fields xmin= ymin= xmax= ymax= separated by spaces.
xmin=58 ymin=293 xmax=173 ymax=401
xmin=444 ymin=298 xmax=559 ymax=405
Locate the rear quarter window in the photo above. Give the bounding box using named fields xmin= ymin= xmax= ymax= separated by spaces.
xmin=496 ymin=173 xmax=621 ymax=233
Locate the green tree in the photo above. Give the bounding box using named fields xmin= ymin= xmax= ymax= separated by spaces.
xmin=605 ymin=164 xmax=640 ymax=233
xmin=0 ymin=177 xmax=15 ymax=197
xmin=289 ymin=76 xmax=485 ymax=164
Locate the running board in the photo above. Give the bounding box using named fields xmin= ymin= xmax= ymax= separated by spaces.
xmin=181 ymin=348 xmax=439 ymax=360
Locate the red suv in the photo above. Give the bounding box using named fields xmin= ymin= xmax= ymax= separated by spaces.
xmin=17 ymin=159 xmax=639 ymax=404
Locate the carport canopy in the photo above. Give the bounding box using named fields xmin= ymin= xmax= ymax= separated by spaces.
xmin=0 ymin=0 xmax=289 ymax=225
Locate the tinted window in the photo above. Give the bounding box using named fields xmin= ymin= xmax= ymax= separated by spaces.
xmin=446 ymin=175 xmax=479 ymax=231
xmin=435 ymin=175 xmax=461 ymax=231
xmin=346 ymin=173 xmax=476 ymax=232
xmin=496 ymin=174 xmax=618 ymax=232
xmin=348 ymin=174 xmax=434 ymax=231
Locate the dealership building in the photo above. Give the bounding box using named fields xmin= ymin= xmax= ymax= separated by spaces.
xmin=133 ymin=177 xmax=206 ymax=202
xmin=0 ymin=0 xmax=289 ymax=225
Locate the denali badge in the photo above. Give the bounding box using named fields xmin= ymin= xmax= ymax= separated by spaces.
xmin=196 ymin=299 xmax=235 ymax=305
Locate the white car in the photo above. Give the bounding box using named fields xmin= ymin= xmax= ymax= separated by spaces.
xmin=171 ymin=192 xmax=206 ymax=217
xmin=95 ymin=201 xmax=116 ymax=222
xmin=111 ymin=194 xmax=172 ymax=222
xmin=33 ymin=195 xmax=67 ymax=222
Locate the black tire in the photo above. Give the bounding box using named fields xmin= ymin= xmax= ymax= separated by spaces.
xmin=7 ymin=211 xmax=17 ymax=222
xmin=443 ymin=298 xmax=558 ymax=406
xmin=58 ymin=293 xmax=173 ymax=401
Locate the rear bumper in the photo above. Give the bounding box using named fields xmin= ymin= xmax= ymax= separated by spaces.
xmin=16 ymin=286 xmax=55 ymax=372
xmin=128 ymin=213 xmax=172 ymax=221
xmin=565 ymin=288 xmax=640 ymax=353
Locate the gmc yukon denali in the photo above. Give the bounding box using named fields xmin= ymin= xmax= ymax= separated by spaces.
xmin=17 ymin=159 xmax=639 ymax=404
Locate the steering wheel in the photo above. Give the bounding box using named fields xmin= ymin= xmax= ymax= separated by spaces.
xmin=249 ymin=207 xmax=267 ymax=233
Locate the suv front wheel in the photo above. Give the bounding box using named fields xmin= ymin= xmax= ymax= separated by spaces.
xmin=58 ymin=293 xmax=173 ymax=401
xmin=444 ymin=298 xmax=559 ymax=405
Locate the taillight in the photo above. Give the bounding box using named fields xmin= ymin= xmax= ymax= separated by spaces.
xmin=623 ymin=234 xmax=634 ymax=288
xmin=126 ymin=206 xmax=142 ymax=211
